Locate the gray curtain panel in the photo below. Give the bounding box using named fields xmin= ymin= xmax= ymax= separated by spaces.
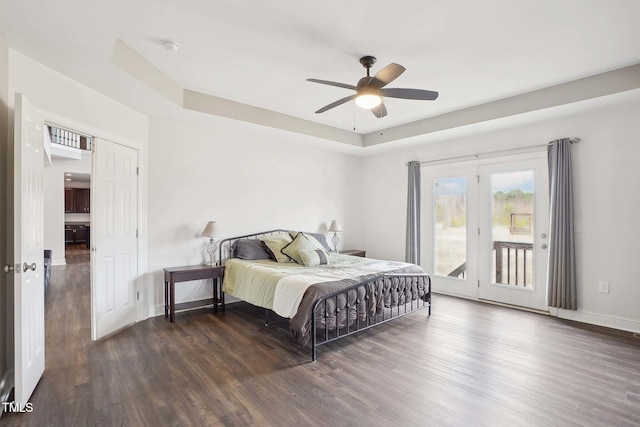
xmin=405 ymin=161 xmax=421 ymax=264
xmin=547 ymin=139 xmax=577 ymax=309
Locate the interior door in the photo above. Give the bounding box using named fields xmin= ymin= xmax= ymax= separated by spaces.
xmin=91 ymin=138 xmax=139 ymax=339
xmin=12 ymin=93 xmax=45 ymax=404
xmin=478 ymin=158 xmax=549 ymax=311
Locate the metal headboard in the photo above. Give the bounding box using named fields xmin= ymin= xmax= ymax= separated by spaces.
xmin=217 ymin=229 xmax=288 ymax=266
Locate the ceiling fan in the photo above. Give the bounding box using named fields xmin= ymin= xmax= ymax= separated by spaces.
xmin=307 ymin=55 xmax=438 ymax=118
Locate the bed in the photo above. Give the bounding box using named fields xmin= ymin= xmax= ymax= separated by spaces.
xmin=218 ymin=229 xmax=431 ymax=361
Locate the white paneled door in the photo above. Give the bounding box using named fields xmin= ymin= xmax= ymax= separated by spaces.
xmin=12 ymin=93 xmax=45 ymax=405
xmin=91 ymin=138 xmax=139 ymax=340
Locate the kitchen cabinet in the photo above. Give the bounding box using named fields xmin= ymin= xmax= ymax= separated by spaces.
xmin=64 ymin=188 xmax=90 ymax=213
xmin=65 ymin=224 xmax=90 ymax=247
xmin=64 ymin=188 xmax=74 ymax=212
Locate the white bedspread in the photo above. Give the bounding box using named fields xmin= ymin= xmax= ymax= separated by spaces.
xmin=222 ymin=253 xmax=412 ymax=318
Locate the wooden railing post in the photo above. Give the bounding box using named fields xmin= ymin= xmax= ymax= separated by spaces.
xmin=495 ymin=241 xmax=503 ymax=283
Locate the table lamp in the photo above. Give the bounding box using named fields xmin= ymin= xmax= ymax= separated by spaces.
xmin=201 ymin=221 xmax=222 ymax=265
xmin=329 ymin=220 xmax=343 ymax=252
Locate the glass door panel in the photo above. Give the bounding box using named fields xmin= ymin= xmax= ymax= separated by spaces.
xmin=423 ymin=165 xmax=478 ymax=299
xmin=434 ymin=176 xmax=467 ymax=278
xmin=490 ymin=171 xmax=535 ymax=288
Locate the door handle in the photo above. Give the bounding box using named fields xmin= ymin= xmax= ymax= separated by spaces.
xmin=3 ymin=264 xmax=15 ymax=273
xmin=23 ymin=262 xmax=37 ymax=272
xmin=541 ymin=244 xmax=548 ymax=249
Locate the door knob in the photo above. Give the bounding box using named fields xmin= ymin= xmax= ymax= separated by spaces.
xmin=23 ymin=262 xmax=37 ymax=272
xmin=540 ymin=233 xmax=547 ymax=238
xmin=3 ymin=264 xmax=15 ymax=273
xmin=541 ymin=244 xmax=548 ymax=249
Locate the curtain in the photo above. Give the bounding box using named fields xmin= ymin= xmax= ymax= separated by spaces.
xmin=405 ymin=161 xmax=421 ymax=264
xmin=547 ymin=139 xmax=577 ymax=309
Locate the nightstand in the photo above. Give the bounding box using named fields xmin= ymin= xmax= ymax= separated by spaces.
xmin=339 ymin=250 xmax=366 ymax=257
xmin=163 ymin=265 xmax=225 ymax=322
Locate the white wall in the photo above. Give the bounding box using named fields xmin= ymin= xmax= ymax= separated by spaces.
xmin=146 ymin=116 xmax=362 ymax=315
xmin=42 ymin=152 xmax=92 ymax=265
xmin=361 ymin=99 xmax=640 ymax=333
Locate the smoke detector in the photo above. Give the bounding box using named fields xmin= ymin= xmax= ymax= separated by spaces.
xmin=162 ymin=41 xmax=179 ymax=52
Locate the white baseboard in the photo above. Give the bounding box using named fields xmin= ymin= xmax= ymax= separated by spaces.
xmin=147 ymin=296 xmax=241 ymax=319
xmin=554 ymin=308 xmax=640 ymax=334
xmin=52 ymin=258 xmax=66 ymax=266
xmin=435 ymin=291 xmax=640 ymax=335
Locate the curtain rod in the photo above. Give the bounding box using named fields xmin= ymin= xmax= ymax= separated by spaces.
xmin=408 ymin=138 xmax=580 ymax=167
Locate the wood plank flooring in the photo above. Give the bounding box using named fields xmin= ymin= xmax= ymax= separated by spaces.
xmin=4 ymin=259 xmax=640 ymax=426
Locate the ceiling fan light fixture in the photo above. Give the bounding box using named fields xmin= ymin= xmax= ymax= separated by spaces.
xmin=355 ymin=94 xmax=382 ymax=109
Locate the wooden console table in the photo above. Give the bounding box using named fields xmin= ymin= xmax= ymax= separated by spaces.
xmin=163 ymin=265 xmax=225 ymax=322
xmin=340 ymin=249 xmax=367 ymax=257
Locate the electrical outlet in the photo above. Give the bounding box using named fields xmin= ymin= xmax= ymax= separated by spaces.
xmin=598 ymin=281 xmax=610 ymax=294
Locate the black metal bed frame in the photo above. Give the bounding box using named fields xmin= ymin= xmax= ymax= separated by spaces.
xmin=310 ymin=272 xmax=430 ymax=361
xmin=218 ymin=229 xmax=431 ymax=361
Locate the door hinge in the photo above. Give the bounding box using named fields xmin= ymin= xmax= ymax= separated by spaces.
xmin=478 ymin=280 xmax=480 ymax=288
xmin=136 ymin=291 xmax=140 ymax=300
xmin=478 ymin=227 xmax=480 ymax=235
xmin=476 ymin=175 xmax=480 ymax=183
xmin=136 ymin=229 xmax=139 ymax=238
xmin=136 ymin=167 xmax=139 ymax=176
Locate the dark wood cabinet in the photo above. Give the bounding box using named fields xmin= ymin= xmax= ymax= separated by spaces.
xmin=65 ymin=188 xmax=90 ymax=213
xmin=73 ymin=189 xmax=90 ymax=213
xmin=64 ymin=188 xmax=74 ymax=213
xmin=65 ymin=224 xmax=90 ymax=247
xmin=64 ymin=226 xmax=75 ymax=244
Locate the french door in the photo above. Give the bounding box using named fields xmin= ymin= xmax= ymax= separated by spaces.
xmin=423 ymin=154 xmax=549 ymax=311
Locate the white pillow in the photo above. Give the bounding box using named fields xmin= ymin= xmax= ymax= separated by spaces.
xmin=298 ymin=249 xmax=330 ymax=267
xmin=282 ymin=232 xmax=326 ymax=264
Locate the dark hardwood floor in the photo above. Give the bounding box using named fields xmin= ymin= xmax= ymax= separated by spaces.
xmin=5 ymin=259 xmax=640 ymax=426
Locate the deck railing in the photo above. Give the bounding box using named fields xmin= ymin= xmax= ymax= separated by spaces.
xmin=446 ymin=241 xmax=534 ymax=287
xmin=494 ymin=241 xmax=533 ymax=286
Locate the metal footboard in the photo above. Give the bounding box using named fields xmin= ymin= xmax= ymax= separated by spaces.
xmin=310 ymin=272 xmax=431 ymax=361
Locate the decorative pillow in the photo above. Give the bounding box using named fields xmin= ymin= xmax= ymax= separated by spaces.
xmin=282 ymin=232 xmax=326 ymax=264
xmin=260 ymin=233 xmax=293 ymax=263
xmin=233 ymin=239 xmax=273 ymax=260
xmin=289 ymin=231 xmax=332 ymax=252
xmin=298 ymin=249 xmax=330 ymax=267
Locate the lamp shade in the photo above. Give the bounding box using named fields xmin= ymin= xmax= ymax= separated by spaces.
xmin=201 ymin=221 xmax=222 ymax=238
xmin=329 ymin=220 xmax=343 ymax=232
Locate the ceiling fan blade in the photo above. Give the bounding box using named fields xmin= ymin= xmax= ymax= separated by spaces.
xmin=315 ymin=94 xmax=357 ymax=114
xmin=371 ymin=102 xmax=387 ymax=118
xmin=381 ymin=88 xmax=439 ymax=100
xmin=307 ymin=79 xmax=357 ymax=91
xmin=368 ymin=63 xmax=406 ymax=89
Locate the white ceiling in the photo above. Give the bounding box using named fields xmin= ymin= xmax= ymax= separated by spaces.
xmin=1 ymin=0 xmax=639 ymax=145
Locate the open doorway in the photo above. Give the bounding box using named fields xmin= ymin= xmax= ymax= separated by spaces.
xmin=43 ymin=125 xmax=92 ymax=269
xmin=63 ymin=173 xmax=91 ymax=265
